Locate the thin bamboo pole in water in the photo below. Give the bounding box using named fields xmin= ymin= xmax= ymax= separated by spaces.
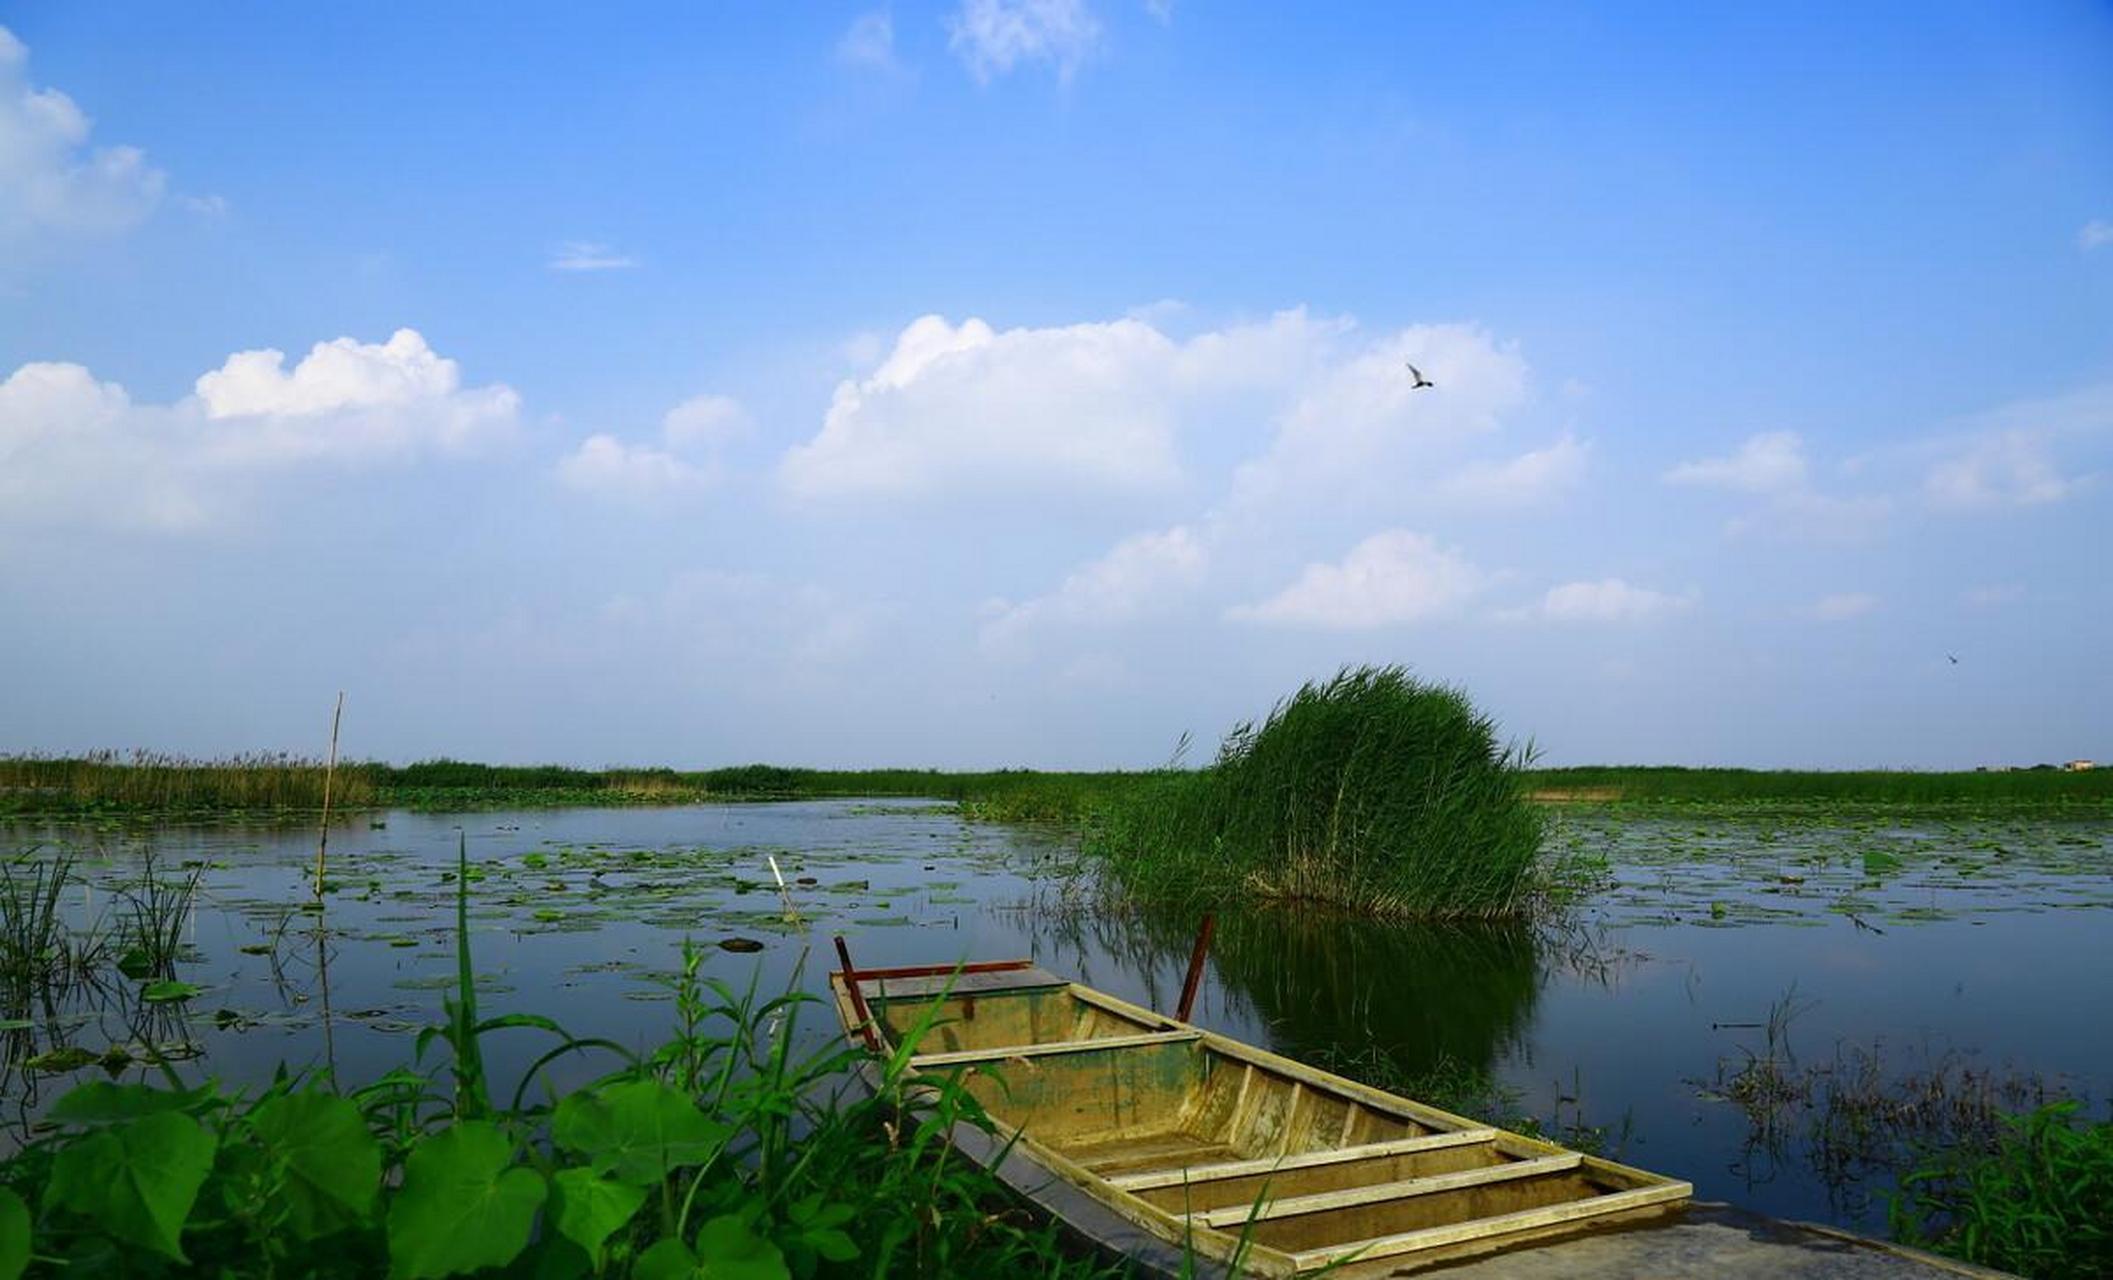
xmin=313 ymin=691 xmax=343 ymax=899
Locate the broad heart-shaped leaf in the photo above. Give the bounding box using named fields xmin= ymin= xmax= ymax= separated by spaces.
xmin=47 ymin=1081 xmax=212 ymax=1125
xmin=385 ymin=1120 xmax=544 ymax=1279
xmin=0 ymin=1186 xmax=29 ymax=1280
xmin=633 ymin=1239 xmax=701 ymax=1280
xmin=249 ymin=1092 xmax=382 ymax=1238
xmin=551 ymin=1080 xmax=730 ymax=1186
xmin=693 ymin=1213 xmax=791 ymax=1280
xmin=46 ymin=1111 xmax=216 ymax=1261
xmin=548 ymin=1168 xmax=646 ymax=1267
xmin=630 ymin=1218 xmax=789 ymax=1280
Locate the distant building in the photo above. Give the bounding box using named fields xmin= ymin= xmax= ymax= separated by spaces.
xmin=2065 ymin=759 xmax=2096 ymax=772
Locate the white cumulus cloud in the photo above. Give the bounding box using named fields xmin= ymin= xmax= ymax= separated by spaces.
xmin=947 ymin=0 xmax=1103 ymax=82
xmin=0 ymin=329 xmax=519 ymax=530
xmin=1534 ymin=578 xmax=1694 ymax=624
xmin=1440 ymin=433 xmax=1587 ymax=507
xmin=557 ymin=392 xmax=749 ymax=501
xmin=661 ymin=394 xmax=750 ymax=450
xmin=781 ymin=313 xmax=1183 ymax=499
xmin=1234 ymin=324 xmax=1530 ymax=505
xmin=982 ymin=524 xmax=1206 ymax=647
xmin=783 ymin=309 xmax=1538 ymax=505
xmin=0 ymin=25 xmax=165 ymax=255
xmin=191 ymin=329 xmax=518 ymax=465
xmin=556 ymin=436 xmax=715 ymax=500
xmin=1228 ymin=531 xmax=1485 ymax=629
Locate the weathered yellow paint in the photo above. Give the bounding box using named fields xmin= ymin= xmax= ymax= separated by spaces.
xmin=830 ymin=966 xmax=1693 ymax=1276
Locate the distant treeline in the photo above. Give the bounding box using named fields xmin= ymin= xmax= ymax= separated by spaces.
xmin=1526 ymin=765 xmax=2111 ymax=804
xmin=0 ymin=751 xmax=2105 ymax=815
xmin=0 ymin=752 xmax=1144 ymax=815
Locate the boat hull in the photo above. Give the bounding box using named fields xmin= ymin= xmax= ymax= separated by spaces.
xmin=829 ymin=961 xmax=1690 ymax=1276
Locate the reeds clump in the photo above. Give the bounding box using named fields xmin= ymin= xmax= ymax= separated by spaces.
xmin=1096 ymin=666 xmax=1546 ymax=919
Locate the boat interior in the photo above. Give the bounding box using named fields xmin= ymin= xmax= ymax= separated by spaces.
xmin=837 ymin=961 xmax=1691 ymax=1276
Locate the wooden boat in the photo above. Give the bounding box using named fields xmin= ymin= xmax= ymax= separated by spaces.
xmin=828 ymin=955 xmax=1693 ymax=1277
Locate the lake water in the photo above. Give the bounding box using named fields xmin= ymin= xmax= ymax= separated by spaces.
xmin=4 ymin=799 xmax=2110 ymax=1235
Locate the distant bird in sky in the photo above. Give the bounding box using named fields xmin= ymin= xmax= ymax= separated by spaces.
xmin=1405 ymin=361 xmax=1435 ymax=390
xmin=1947 ymin=654 xmax=1959 ymax=665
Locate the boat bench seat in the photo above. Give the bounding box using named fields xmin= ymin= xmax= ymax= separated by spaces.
xmin=1107 ymin=1128 xmax=1501 ymax=1192
xmin=907 ymin=1028 xmax=1201 ymax=1070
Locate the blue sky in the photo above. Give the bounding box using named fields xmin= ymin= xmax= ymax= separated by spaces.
xmin=1 ymin=2 xmax=2108 ymax=769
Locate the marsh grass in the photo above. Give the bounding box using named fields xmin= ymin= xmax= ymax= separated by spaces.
xmin=111 ymin=854 xmax=203 ymax=983
xmin=0 ymin=750 xmax=380 ymax=815
xmin=0 ymin=853 xmax=108 ymax=1015
xmin=1889 ymin=1101 xmax=2113 ymax=1280
xmin=1094 ymin=667 xmax=1547 ymax=920
xmin=1691 ymin=986 xmax=2095 ymax=1232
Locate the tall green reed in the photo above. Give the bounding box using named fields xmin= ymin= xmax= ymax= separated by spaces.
xmin=1095 ymin=666 xmax=1547 ymax=920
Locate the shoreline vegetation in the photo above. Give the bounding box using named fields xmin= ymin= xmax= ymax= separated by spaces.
xmin=0 ymin=841 xmax=1118 ymax=1279
xmin=2 ymin=753 xmax=2107 ymax=819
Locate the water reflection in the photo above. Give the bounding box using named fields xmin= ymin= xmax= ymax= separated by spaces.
xmin=1023 ymin=894 xmax=1541 ymax=1084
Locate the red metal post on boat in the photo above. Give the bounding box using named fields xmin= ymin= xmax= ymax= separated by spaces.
xmin=1175 ymin=913 xmax=1215 ymax=1023
xmin=832 ymin=934 xmax=882 ymax=1052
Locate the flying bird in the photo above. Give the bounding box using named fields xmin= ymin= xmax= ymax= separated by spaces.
xmin=1405 ymin=361 xmax=1435 ymax=390
xmin=1947 ymin=654 xmax=1959 ymax=665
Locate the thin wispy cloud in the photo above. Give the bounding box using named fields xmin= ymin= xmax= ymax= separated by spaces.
xmin=1925 ymin=429 xmax=2087 ymax=510
xmin=0 ymin=25 xmax=166 ymax=254
xmin=1808 ymin=592 xmax=1878 ymax=621
xmin=1665 ymin=431 xmax=1807 ymax=494
xmin=2080 ymin=219 xmax=2113 ymax=252
xmin=837 ymin=10 xmax=903 ymax=73
xmin=548 ymin=241 xmax=637 ymax=272
xmin=1666 ymin=431 xmax=1891 ymax=541
xmin=947 ymin=0 xmax=1103 ymax=83
xmin=1441 ymin=434 xmax=1588 ymax=507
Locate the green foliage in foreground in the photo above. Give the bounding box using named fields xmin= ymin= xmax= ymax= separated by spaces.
xmin=1092 ymin=667 xmax=1547 ymax=920
xmin=0 ymin=842 xmax=1113 ymax=1279
xmin=1888 ymin=1101 xmax=2113 ymax=1280
xmin=0 ymin=975 xmax=1096 ymax=1278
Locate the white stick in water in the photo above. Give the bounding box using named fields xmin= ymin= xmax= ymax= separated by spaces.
xmin=767 ymin=854 xmax=801 ymax=923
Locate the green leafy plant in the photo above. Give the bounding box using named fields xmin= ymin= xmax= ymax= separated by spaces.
xmin=1888 ymin=1101 xmax=2113 ymax=1280
xmin=0 ymin=857 xmax=1119 ymax=1279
